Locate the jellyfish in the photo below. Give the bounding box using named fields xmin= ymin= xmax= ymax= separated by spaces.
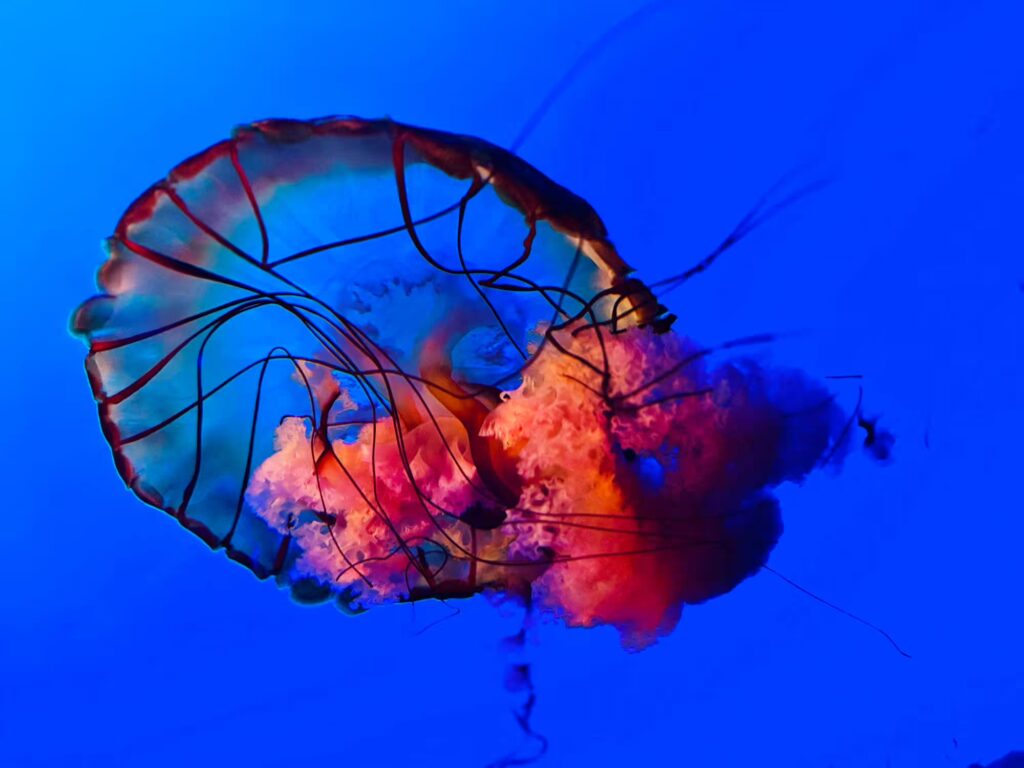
xmin=72 ymin=117 xmax=854 ymax=650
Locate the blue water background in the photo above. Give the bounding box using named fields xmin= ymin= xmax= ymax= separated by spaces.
xmin=2 ymin=1 xmax=1021 ymax=765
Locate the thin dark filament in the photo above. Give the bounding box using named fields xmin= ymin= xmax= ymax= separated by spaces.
xmin=819 ymin=386 xmax=863 ymax=468
xmin=161 ymin=184 xmax=264 ymax=271
xmin=286 ymin=351 xmax=372 ymax=585
xmin=267 ymin=198 xmax=464 ymax=269
xmin=651 ymin=175 xmax=832 ymax=297
xmin=761 ymin=565 xmax=911 ymax=659
xmin=456 ymin=178 xmax=528 ymax=360
xmin=229 ymin=144 xmax=270 ymax=265
xmin=508 ymin=0 xmax=679 ymax=153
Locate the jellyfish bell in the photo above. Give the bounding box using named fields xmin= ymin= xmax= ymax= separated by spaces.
xmin=73 ymin=116 xmax=850 ymax=649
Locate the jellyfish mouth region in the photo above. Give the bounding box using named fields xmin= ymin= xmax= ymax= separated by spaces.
xmin=245 ymin=405 xmax=530 ymax=613
xmin=247 ymin=316 xmax=845 ymax=649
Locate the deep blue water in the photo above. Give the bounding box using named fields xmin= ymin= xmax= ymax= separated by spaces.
xmin=3 ymin=1 xmax=1022 ymax=766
